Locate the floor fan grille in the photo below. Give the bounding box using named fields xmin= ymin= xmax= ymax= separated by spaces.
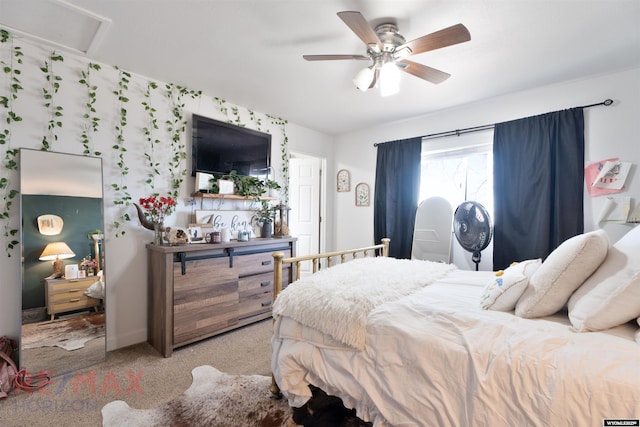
xmin=453 ymin=201 xmax=492 ymax=271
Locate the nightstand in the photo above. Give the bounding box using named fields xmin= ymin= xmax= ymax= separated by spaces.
xmin=44 ymin=277 xmax=100 ymax=320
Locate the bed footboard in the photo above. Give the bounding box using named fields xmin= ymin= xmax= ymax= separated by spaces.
xmin=269 ymin=238 xmax=390 ymax=398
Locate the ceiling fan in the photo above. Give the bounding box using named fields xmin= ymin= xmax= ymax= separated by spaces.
xmin=303 ymin=11 xmax=471 ymax=96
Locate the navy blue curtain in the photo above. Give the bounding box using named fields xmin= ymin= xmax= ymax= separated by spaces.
xmin=493 ymin=108 xmax=584 ymax=270
xmin=374 ymin=137 xmax=422 ymax=259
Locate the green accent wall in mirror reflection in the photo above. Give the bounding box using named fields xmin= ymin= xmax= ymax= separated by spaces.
xmin=22 ymin=195 xmax=102 ymax=309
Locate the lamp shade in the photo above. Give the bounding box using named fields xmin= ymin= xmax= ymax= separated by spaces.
xmin=353 ymin=66 xmax=374 ymax=92
xmin=379 ymin=62 xmax=401 ymax=97
xmin=39 ymin=242 xmax=75 ymax=261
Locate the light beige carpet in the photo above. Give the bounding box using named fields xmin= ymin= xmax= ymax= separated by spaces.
xmin=0 ymin=319 xmax=275 ymax=427
xmin=102 ymin=365 xmax=297 ymax=426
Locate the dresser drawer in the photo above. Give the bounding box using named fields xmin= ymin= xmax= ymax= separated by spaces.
xmin=238 ymin=270 xmax=295 ymax=320
xmin=239 ymin=272 xmax=273 ymax=297
xmin=239 ymin=272 xmax=273 ymax=319
xmin=238 ymin=290 xmax=273 ymax=320
xmin=235 ymin=247 xmax=292 ymax=277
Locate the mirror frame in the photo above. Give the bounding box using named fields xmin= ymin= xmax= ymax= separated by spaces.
xmin=19 ymin=148 xmax=106 ymax=375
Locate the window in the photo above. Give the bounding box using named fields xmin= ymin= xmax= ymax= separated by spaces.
xmin=418 ymin=131 xmax=493 ymax=216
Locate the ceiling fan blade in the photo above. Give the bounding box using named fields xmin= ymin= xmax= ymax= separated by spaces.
xmin=399 ymin=60 xmax=451 ymax=84
xmin=303 ymin=54 xmax=370 ymax=61
xmin=398 ymin=23 xmax=471 ymax=56
xmin=337 ymin=11 xmax=383 ymax=50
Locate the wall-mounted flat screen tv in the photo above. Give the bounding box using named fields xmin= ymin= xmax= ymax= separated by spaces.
xmin=191 ymin=113 xmax=271 ymax=177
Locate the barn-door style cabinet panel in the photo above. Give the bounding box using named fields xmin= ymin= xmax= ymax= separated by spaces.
xmin=147 ymin=238 xmax=296 ymax=357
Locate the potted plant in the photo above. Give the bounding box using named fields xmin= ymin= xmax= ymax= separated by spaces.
xmin=208 ymin=170 xmax=238 ymax=194
xmin=264 ymin=179 xmax=281 ymax=197
xmin=207 ymin=171 xmax=281 ymax=202
xmin=254 ymin=201 xmax=274 ymax=238
xmin=87 ymin=229 xmax=104 ymax=241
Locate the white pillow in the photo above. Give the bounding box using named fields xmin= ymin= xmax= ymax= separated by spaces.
xmin=515 ymin=230 xmax=609 ymax=318
xmin=480 ymin=259 xmax=541 ymax=311
xmin=568 ymin=226 xmax=640 ymax=331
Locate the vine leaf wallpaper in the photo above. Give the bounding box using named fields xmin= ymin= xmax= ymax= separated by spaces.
xmin=0 ymin=29 xmax=289 ymax=255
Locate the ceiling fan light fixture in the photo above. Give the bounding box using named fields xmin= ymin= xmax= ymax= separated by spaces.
xmin=379 ymin=62 xmax=401 ymax=97
xmin=394 ymin=46 xmax=412 ymax=60
xmin=353 ymin=66 xmax=375 ymax=91
xmin=304 ymin=11 xmax=471 ymax=94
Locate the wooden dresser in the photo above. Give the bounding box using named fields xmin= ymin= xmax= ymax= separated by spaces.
xmin=44 ymin=277 xmax=100 ymax=320
xmin=147 ymin=237 xmax=296 ymax=357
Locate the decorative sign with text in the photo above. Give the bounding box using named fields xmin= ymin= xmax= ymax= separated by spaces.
xmin=193 ymin=210 xmax=258 ymax=235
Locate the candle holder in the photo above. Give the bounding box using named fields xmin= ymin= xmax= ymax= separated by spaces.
xmin=273 ymin=203 xmax=291 ymax=238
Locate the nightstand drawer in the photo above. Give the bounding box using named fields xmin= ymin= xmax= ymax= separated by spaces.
xmin=52 ymin=297 xmax=97 ymax=313
xmin=45 ymin=277 xmax=99 ymax=319
xmin=50 ymin=289 xmax=91 ymax=304
xmin=49 ymin=278 xmax=95 ymax=294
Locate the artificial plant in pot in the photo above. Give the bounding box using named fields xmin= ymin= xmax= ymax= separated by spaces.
xmin=208 ymin=170 xmax=239 ymax=194
xmin=264 ymin=178 xmax=281 ymax=197
xmin=254 ymin=200 xmax=275 ymax=238
xmin=208 ymin=170 xmax=282 ymax=199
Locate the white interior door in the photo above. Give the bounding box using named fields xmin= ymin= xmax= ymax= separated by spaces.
xmin=289 ymin=155 xmax=322 ymax=276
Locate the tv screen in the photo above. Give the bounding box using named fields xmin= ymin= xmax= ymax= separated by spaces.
xmin=191 ymin=114 xmax=271 ymax=177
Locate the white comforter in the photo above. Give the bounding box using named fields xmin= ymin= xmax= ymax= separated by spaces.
xmin=272 ymin=268 xmax=640 ymax=427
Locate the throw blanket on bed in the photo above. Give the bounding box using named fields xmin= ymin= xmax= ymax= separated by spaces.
xmin=272 ymin=257 xmax=454 ymax=350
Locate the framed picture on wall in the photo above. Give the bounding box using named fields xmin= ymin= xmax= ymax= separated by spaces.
xmin=355 ymin=182 xmax=370 ymax=206
xmin=337 ymin=169 xmax=350 ymax=192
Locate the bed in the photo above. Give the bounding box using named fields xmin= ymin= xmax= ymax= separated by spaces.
xmin=270 ymin=230 xmax=640 ymax=426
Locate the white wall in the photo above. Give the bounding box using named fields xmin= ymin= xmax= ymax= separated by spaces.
xmin=0 ymin=37 xmax=334 ymax=350
xmin=333 ymin=67 xmax=640 ymax=267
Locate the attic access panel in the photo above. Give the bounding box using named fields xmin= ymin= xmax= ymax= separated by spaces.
xmin=0 ymin=0 xmax=111 ymax=54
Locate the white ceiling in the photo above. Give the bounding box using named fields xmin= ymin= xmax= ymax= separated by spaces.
xmin=1 ymin=0 xmax=639 ymax=135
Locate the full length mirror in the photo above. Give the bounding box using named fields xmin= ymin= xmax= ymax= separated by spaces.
xmin=20 ymin=149 xmax=106 ymax=375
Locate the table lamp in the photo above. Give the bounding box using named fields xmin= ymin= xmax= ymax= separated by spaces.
xmin=39 ymin=242 xmax=75 ymax=278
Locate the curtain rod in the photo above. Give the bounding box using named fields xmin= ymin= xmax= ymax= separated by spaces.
xmin=373 ymin=99 xmax=613 ymax=146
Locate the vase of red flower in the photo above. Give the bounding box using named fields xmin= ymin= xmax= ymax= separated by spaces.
xmin=138 ymin=195 xmax=177 ymax=245
xmin=154 ymin=222 xmax=165 ymax=245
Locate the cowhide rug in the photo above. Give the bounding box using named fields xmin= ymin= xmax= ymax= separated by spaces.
xmin=102 ymin=365 xmax=297 ymax=427
xmin=102 ymin=366 xmax=372 ymax=427
xmin=21 ymin=312 xmax=105 ymax=351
